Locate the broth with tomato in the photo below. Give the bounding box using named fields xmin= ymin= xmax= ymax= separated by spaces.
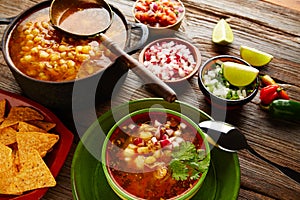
xmin=104 ymin=111 xmax=209 ymax=199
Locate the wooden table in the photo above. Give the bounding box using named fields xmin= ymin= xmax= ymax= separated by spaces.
xmin=1 ymin=0 xmax=299 ymax=199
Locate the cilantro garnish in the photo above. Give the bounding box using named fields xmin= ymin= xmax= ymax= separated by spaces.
xmin=170 ymin=141 xmax=210 ymax=181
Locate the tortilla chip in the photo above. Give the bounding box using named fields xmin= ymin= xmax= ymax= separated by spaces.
xmin=0 ymin=99 xmax=6 ymax=123
xmin=1 ymin=149 xmax=56 ymax=195
xmin=18 ymin=122 xmax=46 ymax=133
xmin=16 ymin=132 xmax=59 ymax=157
xmin=0 ymin=107 xmax=44 ymax=129
xmin=0 ymin=143 xmax=18 ymax=195
xmin=0 ymin=127 xmax=17 ymax=146
xmin=28 ymin=120 xmax=56 ymax=131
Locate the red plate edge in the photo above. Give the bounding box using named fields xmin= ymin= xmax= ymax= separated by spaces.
xmin=0 ymin=89 xmax=74 ymax=200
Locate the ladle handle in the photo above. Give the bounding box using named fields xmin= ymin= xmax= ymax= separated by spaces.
xmin=100 ymin=33 xmax=177 ymax=103
xmin=247 ymin=145 xmax=300 ymax=184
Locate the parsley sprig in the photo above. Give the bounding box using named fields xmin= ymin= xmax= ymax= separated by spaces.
xmin=170 ymin=141 xmax=210 ymax=181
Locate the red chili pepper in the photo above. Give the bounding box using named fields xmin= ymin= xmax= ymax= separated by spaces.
xmin=278 ymin=89 xmax=290 ymax=100
xmin=260 ymin=74 xmax=290 ymax=105
xmin=260 ymin=85 xmax=290 ymax=105
xmin=260 ymin=85 xmax=280 ymax=105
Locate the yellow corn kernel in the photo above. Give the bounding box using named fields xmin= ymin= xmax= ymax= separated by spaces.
xmin=60 ymin=64 xmax=68 ymax=72
xmin=38 ymin=72 xmax=49 ymax=81
xmin=23 ymin=55 xmax=32 ymax=62
xmin=58 ymin=45 xmax=68 ymax=52
xmin=24 ymin=29 xmax=31 ymax=35
xmin=33 ymin=36 xmax=42 ymax=43
xmin=46 ymin=49 xmax=54 ymax=54
xmin=39 ymin=50 xmax=49 ymax=59
xmin=50 ymin=53 xmax=60 ymax=61
xmin=67 ymin=52 xmax=75 ymax=59
xmin=60 ymin=52 xmax=67 ymax=58
xmin=31 ymin=47 xmax=39 ymax=54
xmin=81 ymin=45 xmax=91 ymax=54
xmin=41 ymin=21 xmax=50 ymax=29
xmin=67 ymin=60 xmax=76 ymax=68
xmin=26 ymin=34 xmax=34 ymax=40
xmin=76 ymin=46 xmax=83 ymax=52
xmin=38 ymin=62 xmax=46 ymax=69
xmin=21 ymin=46 xmax=30 ymax=52
xmin=123 ymin=148 xmax=135 ymax=157
xmin=26 ymin=40 xmax=34 ymax=47
xmin=32 ymin=28 xmax=40 ymax=35
xmin=26 ymin=69 xmax=37 ymax=76
xmin=137 ymin=147 xmax=149 ymax=154
xmin=76 ymin=54 xmax=90 ymax=62
xmin=59 ymin=59 xmax=66 ymax=65
xmin=145 ymin=156 xmax=156 ymax=164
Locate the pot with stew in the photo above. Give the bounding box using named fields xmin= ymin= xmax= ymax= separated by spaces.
xmin=0 ymin=0 xmax=149 ymax=110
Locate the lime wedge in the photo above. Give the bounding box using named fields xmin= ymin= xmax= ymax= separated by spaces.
xmin=240 ymin=45 xmax=273 ymax=67
xmin=222 ymin=61 xmax=259 ymax=87
xmin=212 ymin=19 xmax=234 ymax=45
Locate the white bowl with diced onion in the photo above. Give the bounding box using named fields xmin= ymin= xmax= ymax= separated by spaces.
xmin=139 ymin=38 xmax=201 ymax=85
xmin=198 ymin=55 xmax=259 ymax=109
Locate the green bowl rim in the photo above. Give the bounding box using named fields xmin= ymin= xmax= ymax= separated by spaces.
xmin=101 ymin=107 xmax=211 ymax=200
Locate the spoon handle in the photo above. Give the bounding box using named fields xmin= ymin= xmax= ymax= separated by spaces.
xmin=100 ymin=33 xmax=177 ymax=103
xmin=247 ymin=145 xmax=300 ymax=184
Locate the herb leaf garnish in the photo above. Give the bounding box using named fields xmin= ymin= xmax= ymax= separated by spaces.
xmin=170 ymin=141 xmax=210 ymax=181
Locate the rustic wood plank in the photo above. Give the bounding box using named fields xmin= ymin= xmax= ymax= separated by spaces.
xmin=0 ymin=0 xmax=299 ymax=199
xmin=262 ymin=0 xmax=300 ymax=12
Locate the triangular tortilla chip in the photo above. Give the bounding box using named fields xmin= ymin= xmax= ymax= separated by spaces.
xmin=18 ymin=122 xmax=46 ymax=133
xmin=0 ymin=99 xmax=6 ymax=123
xmin=16 ymin=132 xmax=59 ymax=157
xmin=28 ymin=120 xmax=56 ymax=131
xmin=0 ymin=143 xmax=18 ymax=195
xmin=1 ymin=149 xmax=56 ymax=195
xmin=0 ymin=107 xmax=44 ymax=129
xmin=0 ymin=127 xmax=17 ymax=146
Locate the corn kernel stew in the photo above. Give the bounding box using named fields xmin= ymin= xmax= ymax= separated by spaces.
xmin=8 ymin=6 xmax=126 ymax=82
xmin=103 ymin=110 xmax=209 ymax=199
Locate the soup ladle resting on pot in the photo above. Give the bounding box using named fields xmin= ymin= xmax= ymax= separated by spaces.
xmin=199 ymin=120 xmax=300 ymax=184
xmin=50 ymin=0 xmax=177 ymax=102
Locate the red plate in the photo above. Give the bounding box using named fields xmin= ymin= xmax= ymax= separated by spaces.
xmin=0 ymin=89 xmax=74 ymax=200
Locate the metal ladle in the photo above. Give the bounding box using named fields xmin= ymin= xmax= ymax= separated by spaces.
xmin=49 ymin=0 xmax=177 ymax=102
xmin=199 ymin=120 xmax=300 ymax=184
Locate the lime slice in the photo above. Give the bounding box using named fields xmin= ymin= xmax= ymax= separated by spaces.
xmin=222 ymin=61 xmax=259 ymax=87
xmin=212 ymin=19 xmax=234 ymax=45
xmin=240 ymin=45 xmax=273 ymax=67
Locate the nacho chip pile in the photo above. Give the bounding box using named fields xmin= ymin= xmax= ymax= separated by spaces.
xmin=0 ymin=99 xmax=59 ymax=195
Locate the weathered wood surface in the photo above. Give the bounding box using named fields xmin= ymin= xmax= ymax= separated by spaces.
xmin=0 ymin=0 xmax=299 ymax=199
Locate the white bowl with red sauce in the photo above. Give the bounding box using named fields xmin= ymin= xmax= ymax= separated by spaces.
xmin=102 ymin=108 xmax=210 ymax=200
xmin=132 ymin=0 xmax=185 ymax=35
xmin=139 ymin=38 xmax=201 ymax=85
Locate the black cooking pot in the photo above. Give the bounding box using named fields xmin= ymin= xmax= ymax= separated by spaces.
xmin=0 ymin=0 xmax=148 ymax=110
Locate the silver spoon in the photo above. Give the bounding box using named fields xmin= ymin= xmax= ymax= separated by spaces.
xmin=199 ymin=120 xmax=300 ymax=184
xmin=49 ymin=0 xmax=177 ymax=103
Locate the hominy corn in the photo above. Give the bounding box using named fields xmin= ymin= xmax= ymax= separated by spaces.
xmin=9 ymin=20 xmax=114 ymax=81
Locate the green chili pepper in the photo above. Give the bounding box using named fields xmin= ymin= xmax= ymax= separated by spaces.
xmin=268 ymin=99 xmax=300 ymax=120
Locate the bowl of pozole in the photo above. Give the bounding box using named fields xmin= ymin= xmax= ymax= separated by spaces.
xmin=102 ymin=108 xmax=210 ymax=200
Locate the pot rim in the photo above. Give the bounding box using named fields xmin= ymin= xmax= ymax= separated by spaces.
xmin=1 ymin=0 xmax=132 ymax=85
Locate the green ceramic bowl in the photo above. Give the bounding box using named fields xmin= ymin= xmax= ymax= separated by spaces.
xmin=102 ymin=108 xmax=211 ymax=200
